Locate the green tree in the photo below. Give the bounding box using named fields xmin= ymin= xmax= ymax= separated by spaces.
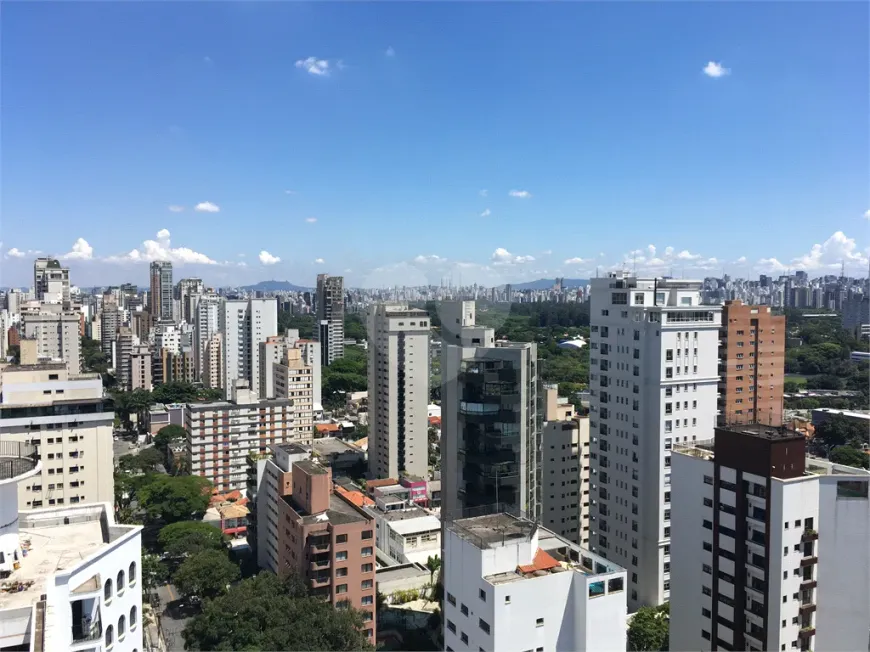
xmin=815 ymin=415 xmax=869 ymax=449
xmin=141 ymin=553 xmax=169 ymax=592
xmin=154 ymin=424 xmax=187 ymax=452
xmin=278 ymin=312 xmax=316 ymax=338
xmin=137 ymin=475 xmax=212 ymax=523
xmin=344 ymin=314 xmax=367 ymax=341
xmin=159 ymin=521 xmax=227 ymax=558
xmin=134 ymin=447 xmax=165 ymax=472
xmin=783 ymin=380 xmax=803 ymax=394
xmin=173 ymin=550 xmax=240 ymax=601
xmin=183 ymin=572 xmax=373 ymax=651
xmin=628 ymin=602 xmax=670 ymax=651
xmin=829 ymin=446 xmax=870 ymax=469
xmin=425 ymin=555 xmax=441 ymax=586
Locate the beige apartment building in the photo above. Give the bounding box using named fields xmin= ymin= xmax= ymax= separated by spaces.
xmin=0 ymin=363 xmax=114 ymax=511
xmin=541 ymin=384 xmax=591 ymax=547
xmin=20 ymin=309 xmax=82 ymax=373
xmin=367 ymin=304 xmax=430 ymax=480
xmin=186 ymin=383 xmax=312 ymax=492
xmin=116 ymin=326 xmax=135 ymax=390
xmin=130 ymin=344 xmax=153 ymax=391
xmin=203 ymin=332 xmax=224 ymax=390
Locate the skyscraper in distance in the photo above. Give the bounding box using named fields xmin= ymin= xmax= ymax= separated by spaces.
xmin=316 ymin=273 xmax=345 ymax=366
xmin=149 ymin=260 xmax=174 ymax=322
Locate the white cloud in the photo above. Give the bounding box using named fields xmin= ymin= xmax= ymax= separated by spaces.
xmin=385 ymin=46 xmax=395 ymax=57
xmin=168 ymin=205 xmax=184 ymax=213
xmin=755 ymin=257 xmax=787 ymax=273
xmin=295 ymin=57 xmax=330 ymax=76
xmin=194 ymin=201 xmax=220 ymax=213
xmin=788 ymin=230 xmax=868 ymax=271
xmin=259 ymin=251 xmax=281 ymax=265
xmin=508 ymin=190 xmax=532 ymax=199
xmin=305 ymin=217 xmax=318 ymax=223
xmin=62 ymin=238 xmax=94 ymax=260
xmin=703 ymin=61 xmax=729 ymax=78
xmin=314 ymin=258 xmax=325 ymax=264
xmin=864 ymin=209 xmax=870 ymax=220
xmin=647 ymin=245 xmax=656 ymax=257
xmin=480 ymin=208 xmax=491 ymax=217
xmin=413 ymin=255 xmax=447 ymax=264
xmin=491 ymin=247 xmax=535 ymax=265
xmin=676 ymin=250 xmax=702 ymax=261
xmin=107 ymin=229 xmax=216 ymax=265
xmin=734 ymin=256 xmax=748 ymax=264
xmin=564 ymin=257 xmax=587 ymax=265
xmin=479 ymin=189 xmax=488 ymax=197
xmin=6 ymin=248 xmax=25 ymax=258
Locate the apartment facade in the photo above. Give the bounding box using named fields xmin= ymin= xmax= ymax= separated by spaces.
xmin=219 ymin=298 xmax=278 ymax=399
xmin=20 ymin=309 xmax=82 ymax=373
xmin=116 ymin=327 xmax=135 ymax=390
xmin=277 ymin=460 xmax=376 ymax=645
xmin=0 ymin=462 xmax=143 ymax=652
xmin=441 ymin=302 xmax=541 ymax=522
xmin=541 ymin=385 xmax=591 ymax=546
xmin=202 ymin=332 xmax=224 ymax=390
xmin=273 ymin=348 xmax=315 ymax=439
xmin=363 ymin=493 xmax=441 ymax=566
xmin=129 ymin=344 xmax=152 ymax=391
xmin=670 ymin=425 xmax=870 ymax=652
xmin=100 ymin=302 xmax=120 ymax=362
xmin=718 ymin=300 xmax=785 ymax=427
xmin=316 ymin=274 xmax=345 ymax=366
xmin=588 ymin=272 xmax=722 ymax=610
xmin=443 ymin=512 xmax=627 ymax=652
xmin=368 ymin=304 xmax=430 ymax=480
xmin=149 ymin=261 xmax=173 ymax=321
xmin=0 ymin=364 xmax=115 ymax=511
xmin=194 ymin=293 xmax=221 ymax=382
xmin=33 ymin=257 xmax=71 ymax=307
xmin=185 ymin=384 xmax=306 ymax=492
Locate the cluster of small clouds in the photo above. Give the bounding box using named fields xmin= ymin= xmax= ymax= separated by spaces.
xmin=166 ymin=201 xmax=220 ymax=213
xmin=259 ymin=251 xmax=280 ymax=266
xmin=755 ymin=231 xmax=868 ymax=274
xmin=491 ymin=247 xmax=535 ymax=266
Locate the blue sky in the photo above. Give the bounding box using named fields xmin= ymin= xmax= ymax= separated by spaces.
xmin=2 ymin=2 xmax=868 ymax=288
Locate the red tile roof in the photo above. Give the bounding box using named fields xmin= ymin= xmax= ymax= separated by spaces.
xmin=518 ymin=548 xmax=560 ymax=574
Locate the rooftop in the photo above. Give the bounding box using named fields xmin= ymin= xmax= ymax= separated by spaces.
xmin=0 ymin=506 xmax=140 ymax=611
xmin=271 ymin=442 xmax=310 ymax=456
xmin=281 ymin=491 xmax=372 ymax=527
xmin=295 ymin=459 xmax=328 ymax=475
xmin=312 ymin=437 xmax=361 ymax=457
xmin=448 ymin=512 xmax=537 ymax=549
xmin=719 ymin=423 xmax=805 ymax=441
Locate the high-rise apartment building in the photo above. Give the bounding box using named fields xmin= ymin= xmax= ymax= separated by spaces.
xmin=33 ymin=257 xmax=70 ymax=307
xmin=367 ymin=304 xmax=430 ymax=480
xmin=194 ymin=293 xmax=221 ymax=382
xmin=541 ymin=384 xmax=591 ymax=546
xmin=149 ymin=261 xmax=173 ymax=322
xmin=129 ymin=344 xmax=152 ymax=391
xmin=443 ymin=512 xmax=627 ymax=652
xmin=440 ymin=301 xmax=541 ymax=521
xmin=219 ymin=298 xmax=278 ymax=400
xmin=202 ymin=332 xmax=224 ymax=390
xmin=718 ymin=300 xmax=785 ymax=427
xmin=20 ymin=309 xmax=82 ymax=373
xmin=0 ymin=364 xmax=115 ymax=511
xmin=316 ymin=274 xmax=345 ymax=366
xmin=100 ymin=301 xmax=120 ymax=363
xmin=272 ymin=348 xmax=315 ymax=437
xmin=176 ymin=277 xmax=204 ymax=324
xmin=670 ymin=424 xmax=870 ymax=652
xmin=185 ymin=383 xmax=308 ymax=491
xmin=588 ymin=272 xmax=722 ymax=610
xmin=273 ymin=459 xmax=376 ymax=645
xmin=116 ymin=326 xmax=135 ymax=390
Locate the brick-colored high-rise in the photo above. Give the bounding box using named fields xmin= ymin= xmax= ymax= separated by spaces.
xmin=718 ymin=300 xmax=785 ymax=426
xmin=277 ymin=460 xmax=376 ymax=645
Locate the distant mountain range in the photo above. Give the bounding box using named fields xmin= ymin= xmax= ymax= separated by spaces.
xmin=240 ymin=280 xmax=312 ymax=292
xmin=509 ymin=278 xmax=590 ymax=291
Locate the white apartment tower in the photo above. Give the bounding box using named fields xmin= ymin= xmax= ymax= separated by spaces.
xmin=194 ymin=293 xmax=221 ymax=382
xmin=588 ymin=272 xmax=722 ymax=610
xmin=219 ymin=298 xmax=278 ymax=399
xmin=0 ymin=364 xmax=115 ymax=511
xmin=33 ymin=257 xmax=71 ymax=307
xmin=443 ymin=512 xmax=627 ymax=652
xmin=670 ymin=425 xmax=870 ymax=652
xmin=20 ymin=309 xmax=82 ymax=373
xmin=149 ymin=261 xmax=173 ymax=322
xmin=440 ymin=301 xmax=541 ymax=522
xmin=367 ymin=304 xmax=431 ymax=480
xmin=315 ymin=274 xmax=345 ymax=366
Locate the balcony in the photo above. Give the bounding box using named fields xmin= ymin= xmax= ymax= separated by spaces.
xmin=801 ymin=529 xmax=818 ymax=543
xmin=310 ymin=540 xmax=331 ymax=554
xmin=798 ymin=627 xmax=816 ymax=640
xmin=310 ymin=558 xmax=331 ymax=572
xmin=310 ymin=574 xmax=331 ymax=588
xmin=72 ymin=617 xmax=102 ymax=643
xmin=799 ymin=556 xmax=818 ymax=568
xmin=800 ymin=579 xmax=817 ymax=590
xmin=799 ymin=602 xmax=817 ymax=615
xmin=744 ymin=631 xmax=764 ymax=650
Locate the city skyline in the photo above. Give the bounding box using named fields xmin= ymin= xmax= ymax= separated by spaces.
xmin=2 ymin=2 xmax=868 ymax=288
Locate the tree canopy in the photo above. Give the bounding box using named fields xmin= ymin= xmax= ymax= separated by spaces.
xmin=173 ymin=550 xmax=240 ymax=602
xmin=628 ymin=602 xmax=670 ymax=652
xmin=814 ymin=414 xmax=869 ymax=449
xmin=159 ymin=521 xmax=227 ymax=558
xmin=829 ymin=445 xmax=870 ymax=469
xmin=154 ymin=424 xmax=187 ymax=451
xmin=118 ymin=447 xmax=164 ymax=474
xmin=183 ymin=572 xmax=373 ymax=651
xmin=322 ymin=345 xmax=367 ymax=407
xmin=137 ymin=474 xmax=212 ymax=523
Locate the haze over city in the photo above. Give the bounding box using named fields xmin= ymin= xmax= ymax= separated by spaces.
xmin=2 ymin=2 xmax=868 ymax=288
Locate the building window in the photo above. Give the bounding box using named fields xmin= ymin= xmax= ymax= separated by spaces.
xmin=479 ymin=588 xmax=486 ymax=602
xmin=447 ymin=593 xmax=456 ymax=606
xmin=447 ymin=620 xmax=456 ymax=634
xmin=129 ymin=562 xmax=137 ymax=584
xmin=362 ymin=579 xmax=373 ymax=589
xmin=130 ymin=606 xmax=138 ymax=628
xmin=104 ymin=578 xmax=113 ymax=601
xmin=105 ymin=625 xmax=114 ymax=647
xmin=362 ymin=595 xmax=374 ymax=606
xmin=336 ymin=584 xmax=348 ymax=594
xmin=117 ymin=570 xmax=125 ymax=592
xmin=118 ymin=615 xmax=126 ymax=637
xmin=461 ymin=633 xmax=469 ymax=645
xmin=535 ymin=618 xmax=544 ymax=628
xmin=361 ymin=563 xmax=373 ymax=573
xmin=479 ymin=618 xmax=491 ymax=634
xmin=702 ymin=630 xmax=711 ymax=640
xmin=336 ymin=551 xmax=348 ymax=561
xmin=461 ymin=604 xmax=469 ymax=616
xmin=336 ymin=534 xmax=348 ymax=543
xmin=362 ymin=530 xmax=373 ymax=540
xmin=336 ymin=567 xmax=348 ymax=577
xmin=362 ymin=547 xmax=373 ymax=557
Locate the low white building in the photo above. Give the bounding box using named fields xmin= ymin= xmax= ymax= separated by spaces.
xmin=364 ymin=495 xmax=440 ymax=566
xmin=0 ymin=443 xmax=142 ymax=652
xmin=670 ymin=424 xmax=870 ymax=652
xmin=443 ymin=512 xmax=627 ymax=652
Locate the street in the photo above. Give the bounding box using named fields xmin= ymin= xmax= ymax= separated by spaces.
xmin=155 ymin=583 xmax=195 ymax=651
